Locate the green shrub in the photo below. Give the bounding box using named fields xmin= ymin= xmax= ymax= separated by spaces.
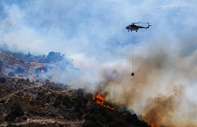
xmin=83 ymin=121 xmax=94 ymax=127
xmin=30 ymin=98 xmax=35 ymax=105
xmin=96 ymin=114 xmax=106 ymax=123
xmin=83 ymin=121 xmax=104 ymax=127
xmin=126 ymin=113 xmax=147 ymax=126
xmin=62 ymin=96 xmax=72 ymax=108
xmin=79 ymin=108 xmax=84 ymax=116
xmin=94 ymin=122 xmax=104 ymax=127
xmin=75 ymin=96 xmax=88 ymax=105
xmin=22 ymin=116 xmax=27 ymax=120
xmin=56 ymin=94 xmax=64 ymax=100
xmin=0 ymin=60 xmax=3 ymax=72
xmin=15 ymin=67 xmax=25 ymax=74
xmin=99 ymin=108 xmax=107 ymax=116
xmin=109 ymin=121 xmax=128 ymax=127
xmin=46 ymin=79 xmax=50 ymax=82
xmin=47 ymin=94 xmax=52 ymax=102
xmin=7 ymin=123 xmax=17 ymax=127
xmin=88 ymin=114 xmax=97 ymax=122
xmin=0 ymin=99 xmax=6 ymax=103
xmin=94 ymin=110 xmax=100 ymax=115
xmin=126 ymin=113 xmax=138 ymax=123
xmin=89 ymin=106 xmax=98 ymax=114
xmin=19 ymin=59 xmax=25 ymax=63
xmin=84 ymin=109 xmax=89 ymax=113
xmin=0 ymin=60 xmax=3 ymax=66
xmin=105 ymin=113 xmax=114 ymax=122
xmin=83 ymin=97 xmax=88 ymax=105
xmin=109 ymin=122 xmax=121 ymax=127
xmin=36 ymin=96 xmax=40 ymax=100
xmin=0 ymin=77 xmax=7 ymax=83
xmin=68 ymin=113 xmax=77 ymax=120
xmin=59 ymin=124 xmax=64 ymax=127
xmin=4 ymin=115 xmax=10 ymax=121
xmin=10 ymin=102 xmax=24 ymax=116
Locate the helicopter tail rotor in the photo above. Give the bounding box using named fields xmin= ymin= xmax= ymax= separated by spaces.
xmin=147 ymin=22 xmax=152 ymax=28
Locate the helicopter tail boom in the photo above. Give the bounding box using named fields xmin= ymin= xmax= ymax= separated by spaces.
xmin=146 ymin=25 xmax=151 ymax=29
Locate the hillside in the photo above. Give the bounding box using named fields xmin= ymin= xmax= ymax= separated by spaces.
xmin=0 ymin=51 xmax=151 ymax=127
xmin=0 ymin=75 xmax=151 ymax=127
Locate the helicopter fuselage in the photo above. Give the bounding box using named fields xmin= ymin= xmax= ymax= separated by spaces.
xmin=126 ymin=24 xmax=150 ymax=32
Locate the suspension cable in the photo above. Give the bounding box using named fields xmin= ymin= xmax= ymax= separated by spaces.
xmin=132 ymin=32 xmax=134 ymax=68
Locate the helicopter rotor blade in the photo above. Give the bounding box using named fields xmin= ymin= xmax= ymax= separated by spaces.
xmin=133 ymin=22 xmax=141 ymax=24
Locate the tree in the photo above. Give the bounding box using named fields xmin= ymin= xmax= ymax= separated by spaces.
xmin=0 ymin=60 xmax=3 ymax=72
xmin=126 ymin=113 xmax=147 ymax=127
xmin=0 ymin=60 xmax=3 ymax=66
xmin=94 ymin=122 xmax=104 ymax=127
xmin=79 ymin=108 xmax=84 ymax=116
xmin=96 ymin=114 xmax=106 ymax=123
xmin=62 ymin=96 xmax=73 ymax=108
xmin=88 ymin=114 xmax=97 ymax=122
xmin=15 ymin=67 xmax=25 ymax=74
xmin=126 ymin=113 xmax=138 ymax=123
xmin=10 ymin=102 xmax=24 ymax=116
xmin=56 ymin=94 xmax=64 ymax=100
xmin=7 ymin=123 xmax=17 ymax=127
xmin=59 ymin=124 xmax=64 ymax=127
xmin=0 ymin=77 xmax=7 ymax=83
xmin=105 ymin=113 xmax=114 ymax=122
xmin=19 ymin=59 xmax=25 ymax=63
xmin=109 ymin=121 xmax=128 ymax=127
xmin=83 ymin=121 xmax=94 ymax=127
xmin=109 ymin=123 xmax=120 ymax=127
xmin=8 ymin=72 xmax=15 ymax=76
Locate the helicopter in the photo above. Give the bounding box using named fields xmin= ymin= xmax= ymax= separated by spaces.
xmin=126 ymin=22 xmax=151 ymax=76
xmin=126 ymin=22 xmax=151 ymax=32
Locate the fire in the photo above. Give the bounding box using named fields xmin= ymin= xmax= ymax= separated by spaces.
xmin=41 ymin=69 xmax=45 ymax=73
xmin=93 ymin=92 xmax=116 ymax=111
xmin=82 ymin=89 xmax=86 ymax=96
xmin=49 ymin=79 xmax=53 ymax=83
xmin=150 ymin=124 xmax=157 ymax=127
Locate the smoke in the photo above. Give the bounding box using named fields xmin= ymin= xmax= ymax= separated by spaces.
xmin=0 ymin=0 xmax=197 ymax=126
xmin=94 ymin=33 xmax=197 ymax=126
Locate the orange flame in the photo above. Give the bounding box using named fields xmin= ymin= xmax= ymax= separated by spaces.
xmin=93 ymin=93 xmax=116 ymax=111
xmin=82 ymin=90 xmax=86 ymax=96
xmin=49 ymin=79 xmax=53 ymax=83
xmin=150 ymin=124 xmax=157 ymax=127
xmin=41 ymin=69 xmax=45 ymax=73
